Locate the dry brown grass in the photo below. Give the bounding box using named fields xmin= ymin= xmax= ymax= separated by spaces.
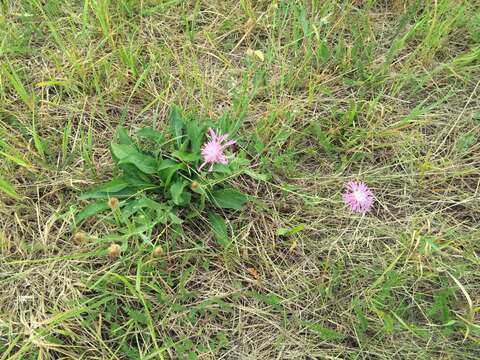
xmin=1 ymin=0 xmax=480 ymax=358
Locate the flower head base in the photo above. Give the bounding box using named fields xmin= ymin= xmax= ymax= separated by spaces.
xmin=191 ymin=180 xmax=200 ymax=189
xmin=73 ymin=231 xmax=86 ymax=244
xmin=199 ymin=128 xmax=236 ymax=172
xmin=343 ymin=181 xmax=374 ymax=213
xmin=108 ymin=243 xmax=121 ymax=258
xmin=153 ymin=246 xmax=163 ymax=257
xmin=108 ymin=197 xmax=119 ymax=210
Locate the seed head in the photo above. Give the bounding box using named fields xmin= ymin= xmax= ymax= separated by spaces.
xmin=108 ymin=243 xmax=121 ymax=258
xmin=153 ymin=246 xmax=163 ymax=257
xmin=73 ymin=231 xmax=86 ymax=244
xmin=191 ymin=181 xmax=200 ymax=190
xmin=108 ymin=197 xmax=119 ymax=210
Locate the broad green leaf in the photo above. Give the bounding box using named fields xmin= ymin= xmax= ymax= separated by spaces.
xmin=110 ymin=142 xmax=131 ymax=159
xmin=125 ymin=176 xmax=159 ymax=189
xmin=172 ymin=150 xmax=201 ymax=162
xmin=185 ymin=119 xmax=203 ymax=153
xmin=0 ymin=176 xmax=21 ymax=199
xmin=80 ymin=177 xmax=157 ymax=200
xmin=208 ymin=211 xmax=229 ymax=248
xmin=301 ymin=321 xmax=345 ymax=340
xmin=80 ymin=186 xmax=142 ymax=200
xmin=116 ymin=127 xmax=134 ymax=145
xmin=158 ymin=159 xmax=178 ymax=171
xmin=130 ymin=198 xmax=167 ymax=211
xmin=212 ymin=163 xmax=232 ymax=175
xmin=118 ymin=151 xmax=157 ymax=174
xmin=170 ymin=181 xmax=189 ymax=205
xmin=168 ymin=211 xmax=183 ymax=224
xmin=211 ymin=189 xmax=247 ymax=209
xmin=169 ymin=105 xmax=184 ymax=147
xmin=111 ymin=143 xmax=157 ymax=174
xmin=74 ymin=201 xmax=110 ymax=227
xmin=137 ymin=127 xmax=164 ymax=143
xmin=117 ymin=164 xmax=153 ymax=183
xmin=158 ymin=159 xmax=185 ymax=186
xmin=81 ymin=177 xmax=129 ymax=197
xmin=121 ymin=199 xmax=169 ymax=225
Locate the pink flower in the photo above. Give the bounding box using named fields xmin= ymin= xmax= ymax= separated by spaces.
xmin=199 ymin=128 xmax=236 ymax=172
xmin=343 ymin=181 xmax=374 ymax=213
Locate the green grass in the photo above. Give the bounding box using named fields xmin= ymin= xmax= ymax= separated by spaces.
xmin=1 ymin=0 xmax=480 ymax=358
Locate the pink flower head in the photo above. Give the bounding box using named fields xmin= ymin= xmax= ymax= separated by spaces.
xmin=199 ymin=128 xmax=236 ymax=172
xmin=343 ymin=181 xmax=374 ymax=213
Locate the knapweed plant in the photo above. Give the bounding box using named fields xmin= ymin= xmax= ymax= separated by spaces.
xmin=74 ymin=106 xmax=248 ymax=251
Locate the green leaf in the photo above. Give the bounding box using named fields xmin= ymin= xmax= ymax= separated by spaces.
xmin=3 ymin=64 xmax=35 ymax=111
xmin=170 ymin=181 xmax=190 ymax=205
xmin=80 ymin=177 xmax=157 ymax=200
xmin=81 ymin=187 xmax=141 ymax=200
xmin=318 ymin=41 xmax=330 ymax=62
xmin=123 ymin=197 xmax=167 ymax=214
xmin=120 ymin=344 xmax=140 ymax=359
xmin=391 ymin=311 xmax=429 ymax=338
xmin=169 ymin=105 xmax=184 ymax=147
xmin=137 ymin=127 xmax=164 ymax=143
xmin=172 ymin=150 xmax=201 ymax=162
xmin=276 ymin=224 xmax=305 ymax=236
xmin=308 ymin=122 xmax=335 ymax=154
xmin=301 ymin=321 xmax=345 ymax=340
xmin=0 ymin=176 xmax=21 ymax=199
xmin=427 ymin=287 xmax=452 ymax=323
xmin=119 ymin=164 xmax=155 ymax=183
xmin=250 ymin=292 xmax=282 ymax=306
xmin=353 ymin=298 xmax=368 ymax=339
xmin=110 ymin=142 xmax=131 ymax=159
xmin=0 ymin=139 xmax=32 ymax=169
xmin=208 ymin=212 xmax=229 ymax=248
xmin=186 ymin=119 xmax=204 ymax=153
xmin=116 ymin=127 xmax=134 ymax=145
xmin=120 ymin=201 xmax=152 ymax=221
xmin=158 ymin=159 xmax=185 ymax=186
xmin=211 ymin=189 xmax=247 ymax=209
xmin=211 ymin=163 xmax=232 ymax=175
xmin=126 ymin=308 xmax=148 ymax=325
xmin=244 ymin=169 xmax=270 ymax=182
xmin=111 ymin=143 xmax=157 ymax=174
xmin=456 ymin=133 xmax=475 ymax=153
xmin=130 ymin=198 xmax=167 ymax=211
xmin=74 ymin=201 xmax=110 ymax=227
xmin=118 ymin=152 xmax=157 ymax=174
xmin=81 ymin=177 xmax=129 ymax=198
xmin=168 ymin=211 xmax=183 ymax=224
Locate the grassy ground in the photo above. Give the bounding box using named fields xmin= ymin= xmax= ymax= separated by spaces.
xmin=1 ymin=0 xmax=480 ymax=358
